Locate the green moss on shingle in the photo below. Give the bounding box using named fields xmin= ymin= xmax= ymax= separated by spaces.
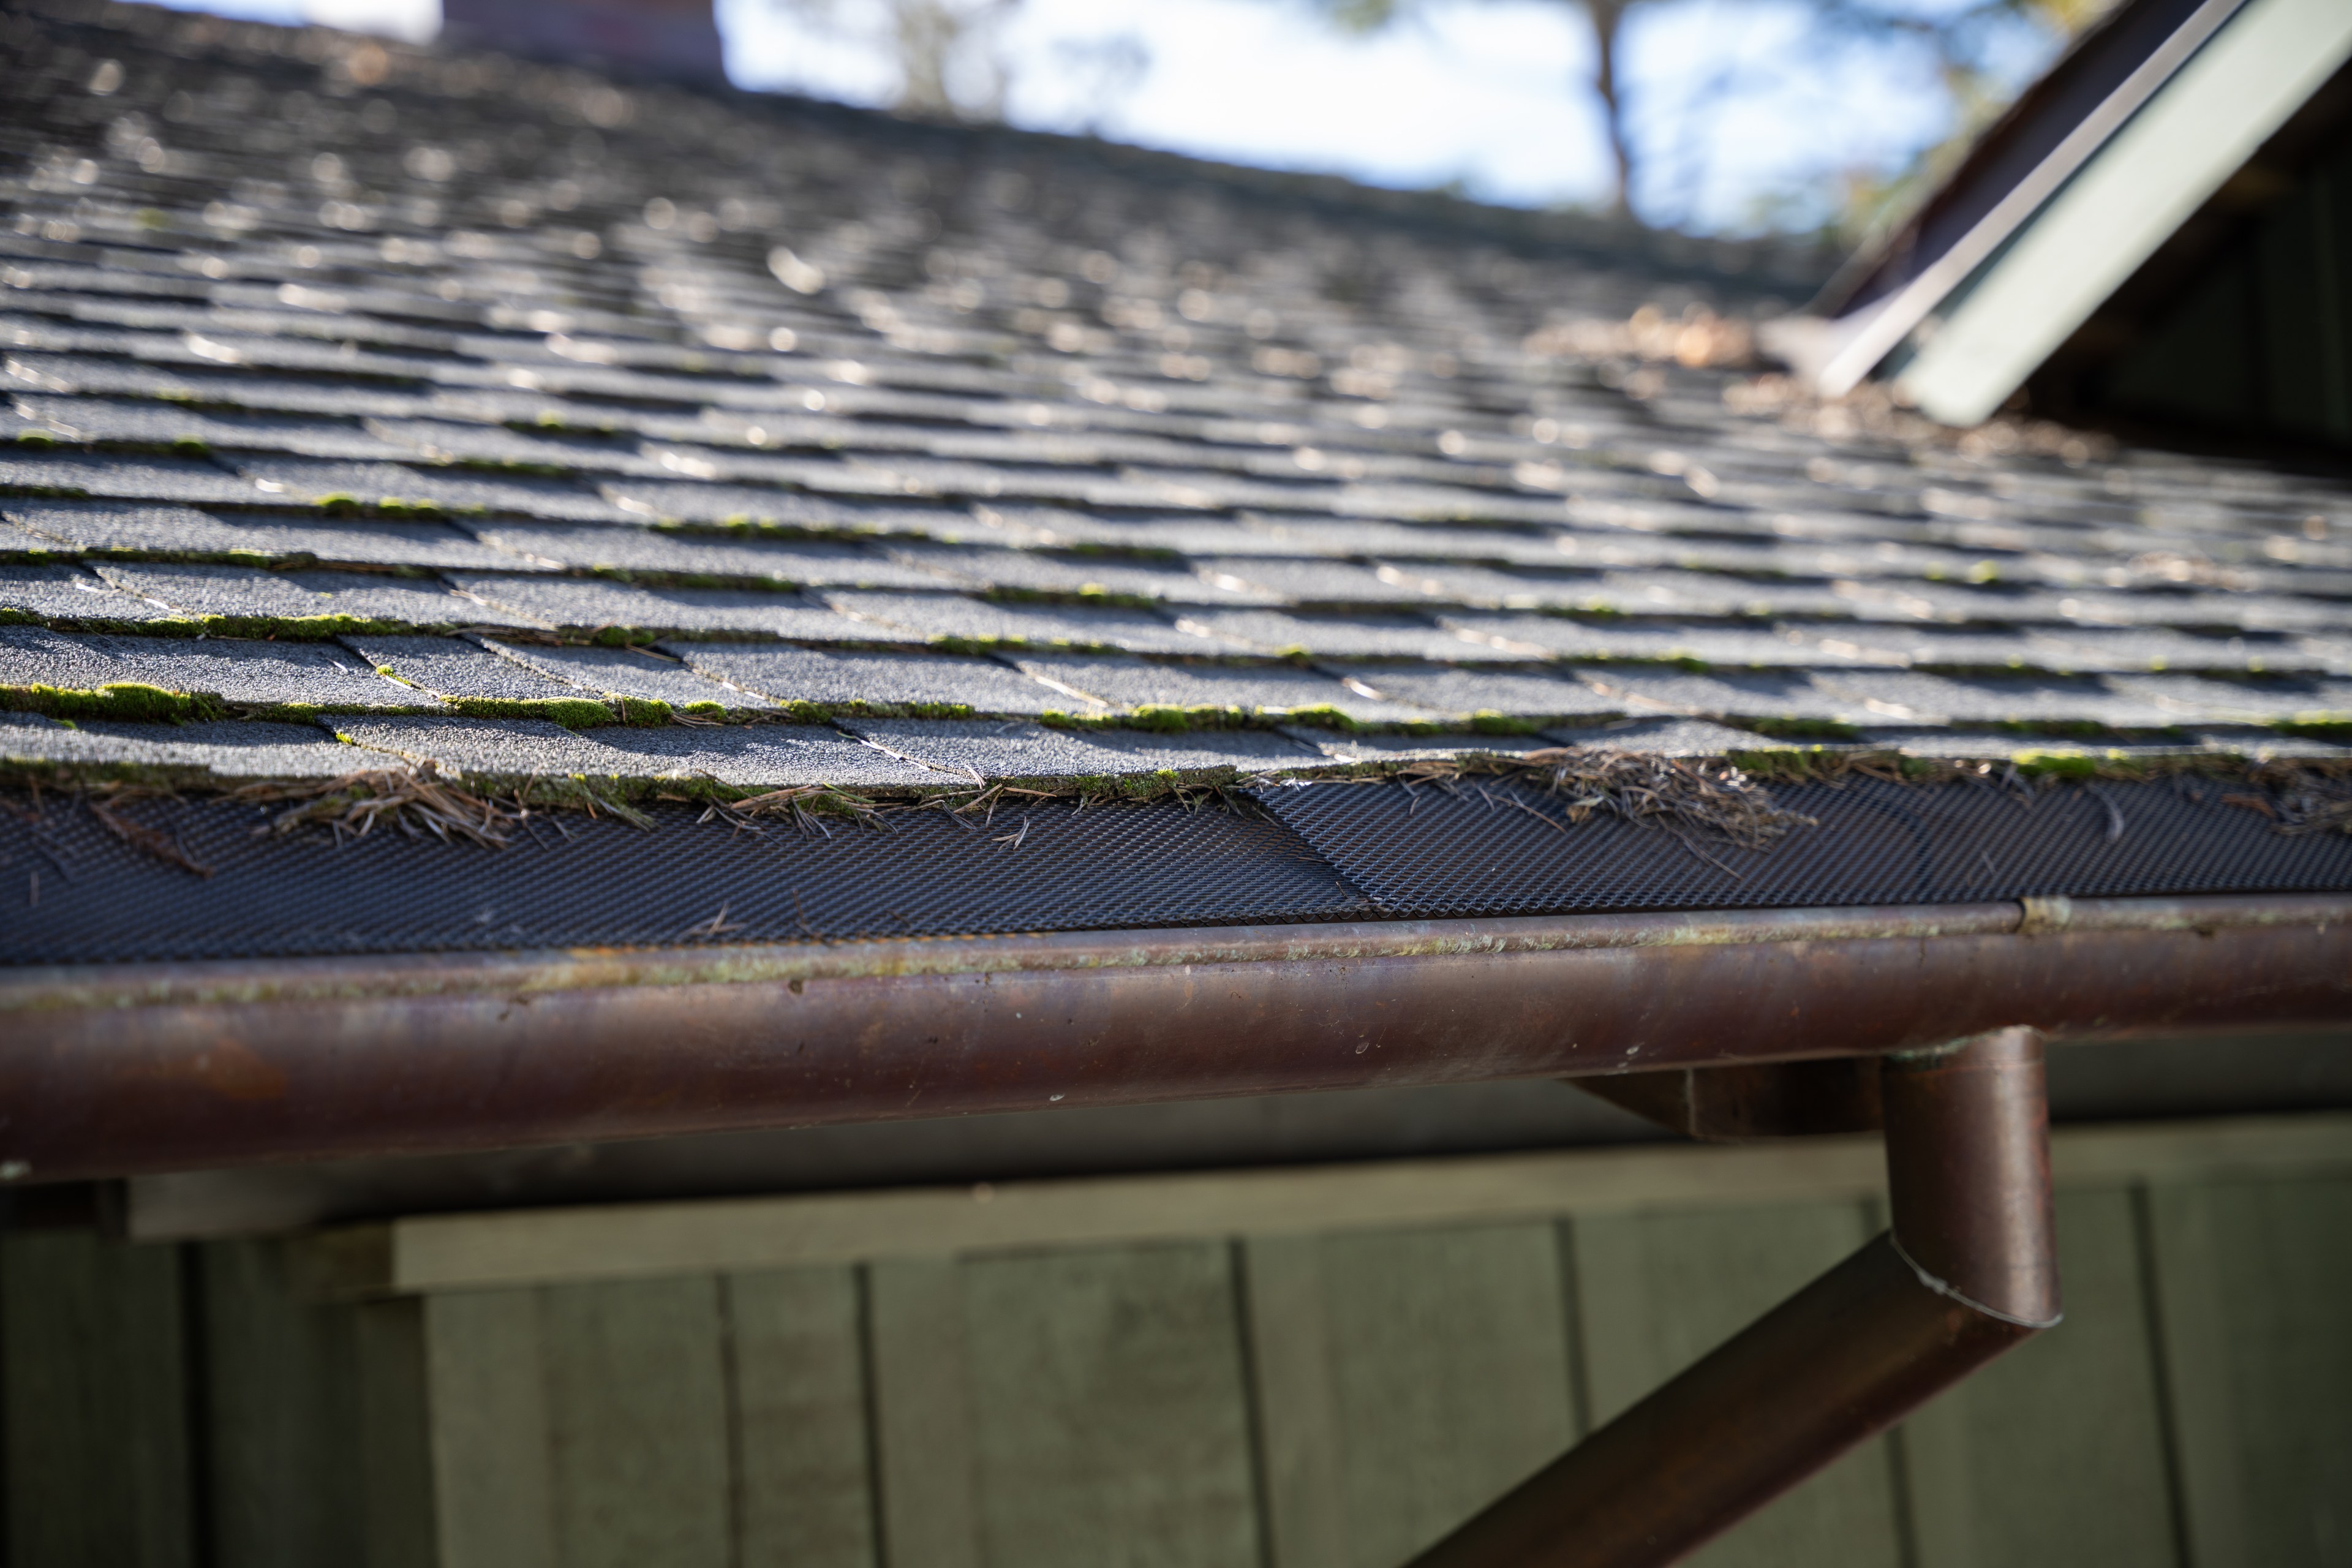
xmin=1469 ymin=710 xmax=1542 ymax=735
xmin=316 ymin=495 xmax=456 ymax=521
xmin=1276 ymin=703 xmax=1362 ymax=732
xmin=616 ymin=696 xmax=674 ymax=726
xmin=446 ymin=695 xmax=618 ymax=728
xmin=1739 ymin=717 xmax=1861 ymax=741
xmin=447 ymin=457 xmax=575 ymax=480
xmin=165 ymin=614 xmax=429 ymax=641
xmin=1 ymin=680 xmax=219 ymax=723
xmin=982 ymin=585 xmax=1162 ymax=612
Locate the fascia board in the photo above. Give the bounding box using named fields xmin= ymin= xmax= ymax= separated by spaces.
xmin=1812 ymin=0 xmax=2246 ymax=398
xmin=1895 ymin=0 xmax=2352 ymax=427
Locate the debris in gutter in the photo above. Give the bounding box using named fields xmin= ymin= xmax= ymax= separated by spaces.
xmin=4 ymin=745 xmax=2348 ymax=867
xmin=1393 ymin=748 xmax=1810 ymax=851
xmin=86 ymin=790 xmax=214 ymax=878
xmin=231 ymin=764 xmax=538 ymax=848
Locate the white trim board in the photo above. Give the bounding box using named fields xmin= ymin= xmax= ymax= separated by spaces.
xmin=293 ymin=1111 xmax=2352 ymax=1299
xmin=1807 ymin=0 xmax=2248 ymax=399
xmin=1896 ymin=0 xmax=2352 ymax=426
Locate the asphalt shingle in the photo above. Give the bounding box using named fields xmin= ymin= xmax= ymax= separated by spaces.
xmin=342 ymin=635 xmax=609 ymax=717
xmin=1329 ymin=663 xmax=1627 ymax=725
xmin=0 ymin=564 xmax=181 ymax=626
xmin=442 ymin=575 xmax=899 ymax=643
xmin=826 ymin=591 xmax=1219 ymax=654
xmin=841 ymin=718 xmax=1314 ymax=783
xmin=0 ymin=715 xmax=363 ymax=780
xmin=481 ymin=640 xmax=777 ymax=715
xmin=333 ymin=714 xmax=937 ymax=789
xmin=1 ymin=624 xmax=428 ymax=715
xmin=1012 ymin=654 xmax=1415 ymax=726
xmin=458 ymin=520 xmax=940 ymax=587
xmin=91 ymin=563 xmax=522 ymax=633
xmin=16 ymin=396 xmax=410 ymax=461
xmin=1173 ymin=609 xmax=1518 ymax=663
xmin=2 ymin=500 xmax=527 ymax=570
xmin=230 ymin=458 xmax=635 ymax=524
xmin=670 ymin=643 xmax=1083 ymax=718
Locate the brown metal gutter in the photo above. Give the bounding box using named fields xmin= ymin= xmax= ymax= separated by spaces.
xmin=1407 ymin=1028 xmax=2062 ymax=1568
xmin=0 ymin=894 xmax=2345 ymax=1182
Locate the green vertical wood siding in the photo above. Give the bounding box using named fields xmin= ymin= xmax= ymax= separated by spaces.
xmin=424 ymin=1289 xmax=558 ymax=1568
xmin=1313 ymin=1223 xmax=1575 ymax=1568
xmin=0 ymin=1231 xmax=194 ymax=1568
xmin=866 ymin=1255 xmax=980 ymax=1568
xmin=729 ymin=1267 xmax=877 ymax=1568
xmin=960 ymin=1242 xmax=1261 ymax=1568
xmin=6 ymin=1170 xmax=2348 ymax=1567
xmin=198 ymin=1238 xmax=367 ymax=1568
xmin=540 ymin=1276 xmax=734 ymax=1568
xmin=2147 ymin=1176 xmax=2352 ymax=1568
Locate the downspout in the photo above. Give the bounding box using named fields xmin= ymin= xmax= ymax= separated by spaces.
xmin=1407 ymin=1028 xmax=2060 ymax=1568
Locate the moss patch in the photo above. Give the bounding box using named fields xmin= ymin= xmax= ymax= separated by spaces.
xmin=1738 ymin=717 xmax=1864 ymax=742
xmin=154 ymin=613 xmax=456 ymax=641
xmin=2 ymin=681 xmax=218 ymax=723
xmin=445 ymin=695 xmax=619 ymax=728
xmin=315 ymin=496 xmax=472 ymax=521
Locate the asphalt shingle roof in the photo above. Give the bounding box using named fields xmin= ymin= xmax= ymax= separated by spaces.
xmin=3 ymin=0 xmax=2350 ymax=811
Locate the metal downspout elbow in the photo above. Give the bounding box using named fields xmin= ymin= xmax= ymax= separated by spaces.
xmin=1403 ymin=1028 xmax=2062 ymax=1568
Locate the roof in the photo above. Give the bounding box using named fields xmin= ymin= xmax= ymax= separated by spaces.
xmin=4 ymin=0 xmax=2351 ymax=966
xmin=1779 ymin=0 xmax=2352 ymax=428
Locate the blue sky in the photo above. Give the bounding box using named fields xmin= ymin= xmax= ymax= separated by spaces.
xmin=149 ymin=0 xmax=2065 ymax=234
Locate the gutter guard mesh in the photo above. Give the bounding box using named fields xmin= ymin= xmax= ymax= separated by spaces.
xmin=2 ymin=776 xmax=2349 ymax=965
xmin=0 ymin=797 xmax=1371 ymax=965
xmin=1258 ymin=775 xmax=2352 ymax=916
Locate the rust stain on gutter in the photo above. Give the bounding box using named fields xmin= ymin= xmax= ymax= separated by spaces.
xmin=1 ymin=894 xmax=2346 ymax=1182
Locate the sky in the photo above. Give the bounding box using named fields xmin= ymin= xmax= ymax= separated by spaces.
xmin=148 ymin=0 xmax=2066 ymax=235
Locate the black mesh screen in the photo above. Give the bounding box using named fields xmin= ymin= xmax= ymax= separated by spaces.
xmin=0 ymin=795 xmax=1371 ymax=965
xmin=1257 ymin=775 xmax=2352 ymax=917
xmin=3 ymin=776 xmax=2348 ymax=967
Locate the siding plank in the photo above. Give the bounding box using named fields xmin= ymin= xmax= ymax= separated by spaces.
xmin=540 ymin=1276 xmax=733 ymax=1568
xmin=959 ymin=1243 xmax=1259 ymax=1568
xmin=2144 ymin=1183 xmax=2247 ymax=1568
xmin=1314 ymin=1223 xmax=1574 ymax=1568
xmin=424 ymin=1289 xmax=557 ymax=1568
xmin=1240 ymin=1237 xmax=1349 ymax=1568
xmin=356 ymin=1298 xmax=439 ymax=1568
xmin=865 ymin=1257 xmax=981 ymax=1568
xmin=2147 ymin=1176 xmax=2352 ymax=1568
xmin=0 ymin=1232 xmax=195 ymax=1568
xmin=1572 ymin=1202 xmax=1904 ymax=1568
xmin=1899 ymin=1187 xmax=2178 ymax=1568
xmin=198 ymin=1239 xmax=364 ymax=1568
xmin=729 ymin=1266 xmax=877 ymax=1568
